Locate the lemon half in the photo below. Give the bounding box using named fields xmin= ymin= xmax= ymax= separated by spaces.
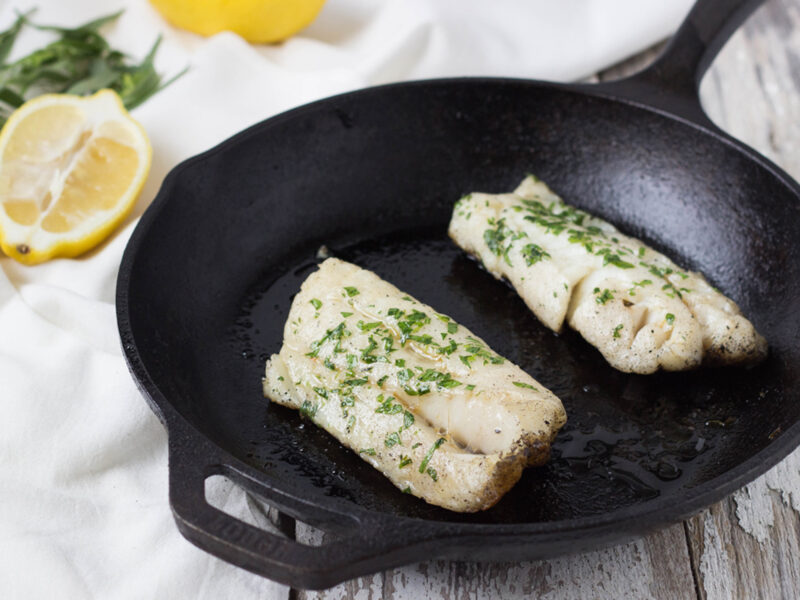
xmin=149 ymin=0 xmax=327 ymax=44
xmin=0 ymin=90 xmax=151 ymax=265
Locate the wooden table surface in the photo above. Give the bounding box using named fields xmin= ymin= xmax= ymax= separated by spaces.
xmin=244 ymin=2 xmax=800 ymax=597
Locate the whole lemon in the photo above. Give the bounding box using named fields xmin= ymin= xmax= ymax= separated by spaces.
xmin=149 ymin=0 xmax=327 ymax=44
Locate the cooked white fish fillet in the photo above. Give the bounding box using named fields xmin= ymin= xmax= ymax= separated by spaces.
xmin=449 ymin=175 xmax=767 ymax=374
xmin=263 ymin=258 xmax=566 ymax=512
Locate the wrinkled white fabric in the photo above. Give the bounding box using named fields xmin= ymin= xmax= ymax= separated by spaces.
xmin=0 ymin=0 xmax=692 ymax=597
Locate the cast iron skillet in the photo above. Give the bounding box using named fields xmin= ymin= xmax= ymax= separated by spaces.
xmin=117 ymin=0 xmax=800 ymax=589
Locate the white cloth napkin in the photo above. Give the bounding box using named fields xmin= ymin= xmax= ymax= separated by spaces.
xmin=0 ymin=0 xmax=693 ymax=597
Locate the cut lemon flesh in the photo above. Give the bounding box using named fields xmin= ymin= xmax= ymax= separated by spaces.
xmin=0 ymin=90 xmax=151 ymax=265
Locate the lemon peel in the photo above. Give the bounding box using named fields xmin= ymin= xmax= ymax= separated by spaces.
xmin=0 ymin=89 xmax=151 ymax=265
xmin=149 ymin=0 xmax=326 ymax=44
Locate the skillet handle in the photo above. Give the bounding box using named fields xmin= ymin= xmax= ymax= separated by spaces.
xmin=167 ymin=432 xmax=437 ymax=590
xmin=595 ymin=0 xmax=767 ymax=126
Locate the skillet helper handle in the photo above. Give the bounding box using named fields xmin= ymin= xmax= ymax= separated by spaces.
xmin=598 ymin=0 xmax=767 ymax=126
xmin=167 ymin=433 xmax=435 ymax=590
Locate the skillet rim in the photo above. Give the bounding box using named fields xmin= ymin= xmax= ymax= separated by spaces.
xmin=117 ymin=75 xmax=800 ymax=539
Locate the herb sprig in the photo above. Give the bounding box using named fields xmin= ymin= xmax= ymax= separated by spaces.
xmin=0 ymin=9 xmax=185 ymax=126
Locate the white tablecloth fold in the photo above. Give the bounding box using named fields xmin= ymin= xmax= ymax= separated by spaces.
xmin=0 ymin=0 xmax=692 ymax=596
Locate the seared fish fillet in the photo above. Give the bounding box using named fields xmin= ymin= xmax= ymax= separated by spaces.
xmin=449 ymin=175 xmax=767 ymax=374
xmin=263 ymin=258 xmax=566 ymax=512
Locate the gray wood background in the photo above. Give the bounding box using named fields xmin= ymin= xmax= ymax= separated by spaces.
xmin=214 ymin=1 xmax=800 ymax=597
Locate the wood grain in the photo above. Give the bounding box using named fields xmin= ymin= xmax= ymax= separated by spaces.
xmin=294 ymin=523 xmax=696 ymax=600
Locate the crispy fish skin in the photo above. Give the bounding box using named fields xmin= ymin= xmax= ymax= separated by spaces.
xmin=448 ymin=175 xmax=767 ymax=374
xmin=263 ymin=258 xmax=566 ymax=512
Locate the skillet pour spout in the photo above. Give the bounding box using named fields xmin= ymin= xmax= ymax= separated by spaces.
xmin=117 ymin=0 xmax=800 ymax=589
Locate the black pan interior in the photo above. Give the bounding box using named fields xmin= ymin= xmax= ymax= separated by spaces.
xmin=127 ymin=79 xmax=800 ymax=525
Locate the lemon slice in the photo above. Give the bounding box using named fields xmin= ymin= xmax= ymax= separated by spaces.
xmin=0 ymin=90 xmax=151 ymax=265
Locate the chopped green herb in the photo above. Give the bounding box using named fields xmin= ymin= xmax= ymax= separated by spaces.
xmin=397 ymin=310 xmax=431 ymax=345
xmin=419 ymin=437 xmax=445 ymax=474
xmin=398 ymin=455 xmax=412 ymax=468
xmin=406 ymin=310 xmax=429 ymax=325
xmin=426 ymin=467 xmax=438 ymax=481
xmin=277 ymin=376 xmax=284 ymax=381
xmin=385 ymin=431 xmax=401 ymax=447
xmin=512 ymin=381 xmax=537 ymax=390
xmin=360 ymin=336 xmax=379 ymax=363
xmin=439 ymin=339 xmax=458 ymax=355
xmin=665 ymin=313 xmax=675 ymax=326
xmin=312 ymin=387 xmax=328 ymax=398
xmin=377 ymin=375 xmax=388 ymax=388
xmin=359 ymin=448 xmax=376 ymax=456
xmin=375 ymin=397 xmax=403 ymax=415
xmin=463 ymin=336 xmax=504 ymax=365
xmin=447 ymin=322 xmax=458 ymax=334
xmin=638 ymin=247 xmax=646 ymax=258
xmin=341 ymin=311 xmax=353 ymax=318
xmin=357 ymin=320 xmax=381 ymax=331
xmin=522 ymin=243 xmax=551 ymax=266
xmin=299 ymin=401 xmax=317 ymax=419
xmin=344 ymin=286 xmax=360 ymax=297
xmin=613 ymin=324 xmax=623 ymax=338
xmin=465 ymin=384 xmax=476 ymax=391
xmin=403 ymin=383 xmax=430 ymax=396
xmin=310 ymin=298 xmax=322 ymax=310
xmin=401 ymin=295 xmax=413 ymax=301
xmin=661 ymin=283 xmax=682 ymax=299
xmin=412 ymin=442 xmax=422 ymax=449
xmin=395 ymin=359 xmax=406 ymax=367
xmin=602 ymin=253 xmax=634 ymax=269
xmin=403 ymin=411 xmax=415 ymax=429
xmin=484 ymin=218 xmax=515 ymax=266
xmin=595 ymin=288 xmax=614 ymax=305
xmin=306 ymin=321 xmax=347 ymax=358
xmin=342 ymin=377 xmax=368 ymax=387
xmin=628 ymin=279 xmax=653 ymax=296
xmin=418 ymin=368 xmax=461 ymax=389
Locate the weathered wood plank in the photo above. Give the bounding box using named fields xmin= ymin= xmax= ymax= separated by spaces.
xmin=294 ymin=522 xmax=696 ymax=600
xmin=597 ymin=41 xmax=667 ymax=82
xmin=684 ymin=456 xmax=800 ymax=600
xmin=700 ymin=0 xmax=800 ymax=176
